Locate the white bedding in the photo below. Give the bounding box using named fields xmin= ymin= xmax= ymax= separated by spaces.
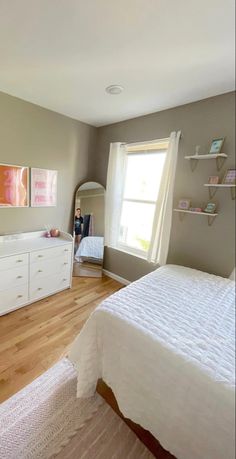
xmin=75 ymin=236 xmax=104 ymax=261
xmin=69 ymin=265 xmax=235 ymax=459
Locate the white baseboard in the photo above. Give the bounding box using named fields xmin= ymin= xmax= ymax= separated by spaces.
xmin=103 ymin=269 xmax=130 ymax=285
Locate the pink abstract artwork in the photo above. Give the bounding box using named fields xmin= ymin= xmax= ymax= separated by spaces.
xmin=0 ymin=164 xmax=29 ymax=207
xmin=31 ymin=168 xmax=57 ymax=207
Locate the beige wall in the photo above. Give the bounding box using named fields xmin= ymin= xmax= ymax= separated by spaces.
xmin=1 ymin=91 xmax=235 ymax=282
xmin=94 ymin=92 xmax=235 ymax=281
xmin=0 ymin=92 xmax=97 ymax=235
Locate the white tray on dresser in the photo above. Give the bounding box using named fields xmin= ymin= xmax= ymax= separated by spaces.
xmin=0 ymin=230 xmax=74 ymax=316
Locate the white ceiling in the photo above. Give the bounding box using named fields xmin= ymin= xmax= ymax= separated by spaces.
xmin=0 ymin=0 xmax=235 ymax=127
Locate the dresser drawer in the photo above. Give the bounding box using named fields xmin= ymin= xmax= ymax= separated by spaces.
xmin=0 ymin=253 xmax=28 ymax=272
xmin=0 ymin=265 xmax=28 ymax=292
xmin=30 ymin=257 xmax=71 ymax=282
xmin=30 ymin=272 xmax=71 ymax=301
xmin=0 ymin=284 xmax=29 ymax=315
xmin=30 ymin=244 xmax=72 ymax=264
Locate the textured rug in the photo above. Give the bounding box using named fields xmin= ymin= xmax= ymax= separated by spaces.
xmin=0 ymin=358 xmax=154 ymax=459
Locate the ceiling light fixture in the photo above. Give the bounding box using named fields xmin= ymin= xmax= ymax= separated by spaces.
xmin=105 ymin=84 xmax=124 ymax=95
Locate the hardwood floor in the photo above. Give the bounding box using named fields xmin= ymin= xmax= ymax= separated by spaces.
xmin=0 ymin=274 xmax=174 ymax=458
xmin=97 ymin=380 xmax=175 ymax=459
xmin=0 ymin=275 xmax=122 ymax=403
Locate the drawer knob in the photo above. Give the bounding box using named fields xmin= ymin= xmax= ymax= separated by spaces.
xmin=17 ymin=294 xmax=23 ymax=298
xmin=64 ymin=262 xmax=68 ymax=265
xmin=17 ymin=275 xmax=23 ymax=279
xmin=63 ymin=278 xmax=67 ymax=281
xmin=37 ymin=287 xmax=43 ymax=291
xmin=17 ymin=259 xmax=23 ymax=263
xmin=64 ymin=249 xmax=69 ymax=252
xmin=38 ymin=255 xmax=44 ymax=258
xmin=38 ymin=270 xmax=43 ymax=273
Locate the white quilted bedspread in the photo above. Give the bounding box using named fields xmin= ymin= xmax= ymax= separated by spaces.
xmin=69 ymin=265 xmax=235 ymax=459
xmin=75 ymin=236 xmax=104 ymax=261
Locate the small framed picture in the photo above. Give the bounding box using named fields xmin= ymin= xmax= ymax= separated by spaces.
xmin=209 ymin=137 xmax=224 ymax=154
xmin=31 ymin=168 xmax=57 ymax=207
xmin=178 ymin=199 xmax=191 ymax=210
xmin=208 ymin=176 xmax=220 ymax=184
xmin=204 ymin=202 xmax=216 ymax=214
xmin=223 ymin=169 xmax=236 ymax=185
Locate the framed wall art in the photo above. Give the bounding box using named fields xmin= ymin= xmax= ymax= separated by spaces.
xmin=31 ymin=168 xmax=57 ymax=207
xmin=178 ymin=199 xmax=191 ymax=210
xmin=0 ymin=163 xmax=29 ymax=208
xmin=223 ymin=169 xmax=236 ymax=185
xmin=208 ymin=137 xmax=224 ymax=154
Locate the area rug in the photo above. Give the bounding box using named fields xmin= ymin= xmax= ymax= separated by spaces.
xmin=0 ymin=358 xmax=154 ymax=459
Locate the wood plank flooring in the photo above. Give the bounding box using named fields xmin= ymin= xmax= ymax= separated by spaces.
xmin=0 ymin=274 xmax=174 ymax=458
xmin=0 ymin=275 xmax=122 ymax=403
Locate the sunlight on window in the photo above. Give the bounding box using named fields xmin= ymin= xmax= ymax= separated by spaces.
xmin=118 ymin=152 xmax=166 ymax=254
xmin=119 ymin=201 xmax=155 ymax=251
xmin=124 ymin=153 xmax=166 ymax=201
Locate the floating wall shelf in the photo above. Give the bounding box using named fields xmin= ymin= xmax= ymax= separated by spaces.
xmin=204 ymin=183 xmax=236 ymax=200
xmin=173 ymin=208 xmax=218 ymax=226
xmin=184 ymin=153 xmax=227 ymax=171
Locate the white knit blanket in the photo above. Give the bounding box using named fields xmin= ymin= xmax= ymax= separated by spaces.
xmin=69 ymin=265 xmax=235 ymax=459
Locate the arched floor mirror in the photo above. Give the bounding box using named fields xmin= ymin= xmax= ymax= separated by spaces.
xmin=73 ymin=181 xmax=105 ymax=278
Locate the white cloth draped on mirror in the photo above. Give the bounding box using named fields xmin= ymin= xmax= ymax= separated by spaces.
xmin=105 ymin=131 xmax=181 ymax=265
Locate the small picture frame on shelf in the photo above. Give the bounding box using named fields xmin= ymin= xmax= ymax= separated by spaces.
xmin=204 ymin=202 xmax=216 ymax=214
xmin=208 ymin=176 xmax=220 ymax=184
xmin=222 ymin=169 xmax=236 ymax=185
xmin=178 ymin=199 xmax=191 ymax=210
xmin=208 ymin=137 xmax=224 ymax=154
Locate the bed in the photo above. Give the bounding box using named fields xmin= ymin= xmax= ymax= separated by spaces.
xmin=75 ymin=236 xmax=104 ymax=263
xmin=69 ymin=265 xmax=235 ymax=459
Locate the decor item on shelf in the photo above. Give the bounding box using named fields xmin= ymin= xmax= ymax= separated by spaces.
xmin=209 ymin=137 xmax=224 ymax=154
xmin=223 ymin=169 xmax=236 ymax=185
xmin=31 ymin=168 xmax=57 ymax=207
xmin=204 ymin=202 xmax=216 ymax=214
xmin=195 ymin=145 xmax=201 ymax=155
xmin=189 ymin=207 xmax=203 ymax=212
xmin=50 ymin=228 xmax=60 ymax=237
xmin=178 ymin=199 xmax=191 ymax=210
xmin=208 ymin=176 xmax=220 ymax=184
xmin=0 ymin=163 xmax=29 ymax=208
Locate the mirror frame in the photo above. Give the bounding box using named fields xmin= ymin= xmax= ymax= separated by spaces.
xmin=72 ymin=180 xmax=106 ymax=278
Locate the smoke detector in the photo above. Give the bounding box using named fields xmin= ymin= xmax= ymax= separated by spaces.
xmin=105 ymin=84 xmax=124 ymax=95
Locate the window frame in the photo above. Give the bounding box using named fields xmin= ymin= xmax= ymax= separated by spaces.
xmin=115 ymin=145 xmax=168 ymax=259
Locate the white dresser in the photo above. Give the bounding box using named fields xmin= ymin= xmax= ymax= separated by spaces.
xmin=0 ymin=230 xmax=73 ymax=316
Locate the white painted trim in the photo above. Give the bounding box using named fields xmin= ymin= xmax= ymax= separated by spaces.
xmin=103 ymin=269 xmax=130 ymax=285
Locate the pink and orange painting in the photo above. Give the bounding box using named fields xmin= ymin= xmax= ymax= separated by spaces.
xmin=0 ymin=164 xmax=29 ymax=207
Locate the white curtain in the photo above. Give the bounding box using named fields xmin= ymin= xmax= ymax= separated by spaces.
xmin=147 ymin=131 xmax=181 ymax=265
xmin=104 ymin=142 xmax=127 ymax=247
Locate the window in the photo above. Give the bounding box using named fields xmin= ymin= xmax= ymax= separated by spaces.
xmin=116 ymin=139 xmax=169 ymax=258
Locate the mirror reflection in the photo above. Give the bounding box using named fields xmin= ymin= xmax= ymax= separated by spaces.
xmin=73 ymin=182 xmax=105 ymax=277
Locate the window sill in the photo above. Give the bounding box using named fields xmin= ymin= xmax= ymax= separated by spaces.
xmin=108 ymin=245 xmax=148 ymax=261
